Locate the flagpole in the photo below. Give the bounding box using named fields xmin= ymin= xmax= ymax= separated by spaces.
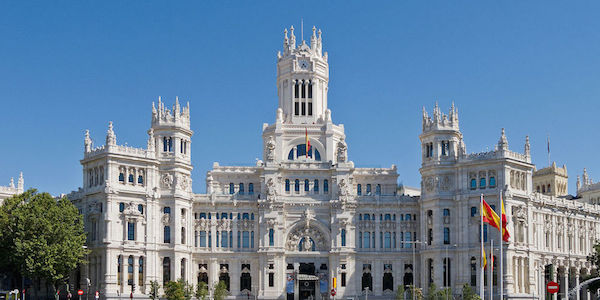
xmin=490 ymin=239 xmax=493 ymax=300
xmin=480 ymin=194 xmax=485 ymax=300
xmin=500 ymin=190 xmax=504 ymax=300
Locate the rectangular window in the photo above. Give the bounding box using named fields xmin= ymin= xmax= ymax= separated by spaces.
xmin=164 ymin=226 xmax=171 ymax=243
xmin=471 ymin=207 xmax=477 ymax=217
xmin=366 ymin=184 xmax=372 ymax=195
xmin=199 ymin=231 xmax=206 ymax=247
xmin=341 ymin=229 xmax=346 ymax=247
xmin=308 ymin=102 xmax=313 ymax=116
xmin=294 ymin=102 xmax=299 ymax=116
xmin=444 ymin=227 xmax=450 ymax=244
xmin=127 ymin=222 xmax=135 ymax=241
xmin=341 ymin=273 xmax=346 ymax=287
xmin=269 ymin=273 xmax=274 ymax=287
xmin=357 ymin=184 xmax=362 ymax=195
xmin=428 ymin=228 xmax=433 ymax=245
xmin=470 ymin=178 xmax=477 ymax=190
xmin=301 ymin=102 xmax=306 ymax=116
xmin=242 ymin=231 xmax=250 ymax=248
xmin=324 ymin=180 xmax=329 ymax=193
xmin=269 ymin=229 xmax=274 ymax=246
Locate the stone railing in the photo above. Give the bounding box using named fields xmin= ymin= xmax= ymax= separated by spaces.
xmin=85 ymin=144 xmax=153 ymax=159
xmin=462 ymin=149 xmax=530 ymax=163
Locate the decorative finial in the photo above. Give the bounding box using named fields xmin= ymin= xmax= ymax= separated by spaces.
xmin=9 ymin=177 xmax=14 ymax=188
xmin=498 ymin=128 xmax=508 ymax=150
xmin=106 ymin=121 xmax=116 ymax=146
xmin=17 ymin=172 xmax=23 ymax=192
xmin=84 ymin=129 xmax=92 ymax=152
xmin=524 ymin=135 xmax=530 ymax=156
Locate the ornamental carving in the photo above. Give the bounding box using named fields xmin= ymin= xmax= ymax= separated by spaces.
xmin=161 ymin=173 xmax=174 ymax=189
xmin=88 ymin=202 xmax=102 ymax=215
xmin=286 ymin=223 xmax=327 ymax=252
xmin=161 ymin=213 xmax=170 ymax=225
xmin=123 ymin=202 xmax=142 ymax=217
xmin=358 ymin=220 xmax=375 ymax=231
xmin=424 ymin=177 xmax=434 ymax=193
xmin=195 ymin=218 xmax=210 ymax=231
xmin=266 ymin=178 xmax=277 ymax=201
xmin=440 ymin=175 xmax=452 ymax=191
xmin=217 ymin=219 xmax=231 ymax=230
xmin=336 ymin=139 xmax=347 ymax=163
xmin=266 ymin=137 xmax=276 ymax=162
xmin=177 ymin=174 xmax=192 ymax=192
xmin=238 ymin=219 xmax=254 ymax=231
xmin=513 ymin=206 xmax=527 ymax=221
xmin=381 ymin=220 xmax=396 ymax=230
xmin=544 ymin=221 xmax=553 ymax=232
xmin=267 ymin=218 xmax=278 ymax=227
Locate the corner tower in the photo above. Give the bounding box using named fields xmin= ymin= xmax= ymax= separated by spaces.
xmin=276 ymin=26 xmax=329 ymax=124
xmin=419 ymin=103 xmax=464 ymax=166
xmin=151 ymin=97 xmax=194 ymax=191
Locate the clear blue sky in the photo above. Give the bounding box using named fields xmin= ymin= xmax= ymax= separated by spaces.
xmin=1 ymin=1 xmax=599 ymax=196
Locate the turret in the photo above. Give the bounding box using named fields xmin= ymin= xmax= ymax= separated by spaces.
xmin=276 ymin=25 xmax=329 ymax=124
xmin=150 ymin=97 xmax=193 ymax=165
xmin=497 ymin=128 xmax=508 ymax=151
xmin=420 ymin=103 xmax=463 ymax=166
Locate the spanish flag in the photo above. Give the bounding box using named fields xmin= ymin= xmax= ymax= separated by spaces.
xmin=305 ymin=128 xmax=311 ymax=158
xmin=482 ymin=247 xmax=487 ymax=269
xmin=501 ymin=194 xmax=510 ymax=242
xmin=481 ymin=198 xmax=501 ymax=231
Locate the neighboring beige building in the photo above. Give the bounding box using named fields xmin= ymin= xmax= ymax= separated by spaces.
xmin=533 ymin=162 xmax=568 ymax=197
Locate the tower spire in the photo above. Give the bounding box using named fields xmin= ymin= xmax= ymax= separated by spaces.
xmin=301 ymin=18 xmax=303 ymax=42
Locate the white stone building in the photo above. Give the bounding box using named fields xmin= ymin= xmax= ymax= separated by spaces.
xmin=0 ymin=172 xmax=24 ymax=204
xmin=65 ymin=27 xmax=600 ymax=300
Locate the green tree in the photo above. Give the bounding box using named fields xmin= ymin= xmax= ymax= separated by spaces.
xmin=195 ymin=281 xmax=209 ymax=300
xmin=179 ymin=279 xmax=193 ymax=300
xmin=407 ymin=285 xmax=423 ymax=300
xmin=149 ymin=280 xmax=161 ymax=300
xmin=427 ymin=283 xmax=438 ymax=300
xmin=462 ymin=283 xmax=481 ymax=300
xmin=164 ymin=280 xmax=185 ymax=300
xmin=587 ymin=243 xmax=600 ymax=293
xmin=213 ymin=281 xmax=228 ymax=300
xmin=396 ymin=285 xmax=406 ymax=300
xmin=0 ymin=190 xmax=88 ymax=295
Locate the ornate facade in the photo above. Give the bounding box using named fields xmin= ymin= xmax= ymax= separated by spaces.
xmin=65 ymin=27 xmax=600 ymax=300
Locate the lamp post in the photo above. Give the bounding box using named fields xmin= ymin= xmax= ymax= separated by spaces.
xmin=364 ymin=287 xmax=369 ymax=300
xmin=83 ymin=246 xmax=89 ymax=300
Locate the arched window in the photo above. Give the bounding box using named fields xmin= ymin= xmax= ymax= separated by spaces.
xmin=548 ymin=184 xmax=551 ymax=193
xmin=138 ymin=175 xmax=144 ymax=184
xmin=384 ymin=214 xmax=391 ymax=221
xmin=314 ymin=179 xmax=319 ymax=192
xmin=341 ymin=229 xmax=346 ymax=246
xmin=287 ymin=145 xmax=321 ymax=161
xmin=269 ymin=229 xmax=274 ymax=246
xmin=181 ymin=227 xmax=186 ymax=244
xmin=163 ymin=137 xmax=168 ymax=152
xmin=239 ymin=183 xmax=244 ymax=195
xmin=366 ymin=184 xmax=372 ymax=195
xmin=248 ymin=183 xmax=254 ymax=195
xmin=376 ymin=184 xmax=381 ymax=195
xmin=163 ymin=206 xmax=171 ymax=214
xmin=119 ymin=172 xmax=125 ymax=182
xmin=181 ymin=258 xmax=186 ymax=280
xmin=119 ymin=202 xmax=125 ymax=212
xmin=324 ymin=180 xmax=329 ymax=193
xmin=443 ymin=209 xmax=450 ymax=216
xmin=138 ymin=204 xmax=143 ymax=214
xmin=128 ymin=174 xmax=134 ymax=183
xmin=383 ymin=268 xmax=394 ymax=291
xmin=405 ymin=214 xmax=411 ymax=221
xmin=294 ymin=179 xmax=300 ymax=192
xmin=361 ymin=270 xmax=373 ymax=291
xmin=229 ymin=183 xmax=235 ymax=194
xmin=304 ymin=179 xmax=309 ymax=192
xmin=357 ymin=184 xmax=362 ymax=195
xmin=162 ymin=257 xmax=171 ymax=286
xmin=251 ymin=213 xmax=254 ymax=220
xmin=285 ymin=179 xmax=290 ymax=192
xmin=298 ymin=237 xmax=316 ymax=251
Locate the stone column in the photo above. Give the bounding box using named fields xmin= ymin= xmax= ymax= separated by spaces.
xmin=133 ymin=255 xmax=139 ymax=294
xmin=121 ymin=256 xmax=127 ymax=293
xmin=563 ymin=269 xmax=569 ymax=300
xmin=575 ymin=272 xmax=580 ymax=300
xmin=231 ymin=260 xmax=240 ymax=296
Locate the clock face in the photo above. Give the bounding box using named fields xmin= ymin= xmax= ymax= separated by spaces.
xmin=299 ymin=60 xmax=309 ymax=70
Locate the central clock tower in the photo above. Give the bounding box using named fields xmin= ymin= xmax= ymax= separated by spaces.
xmin=276 ymin=25 xmax=329 ymax=124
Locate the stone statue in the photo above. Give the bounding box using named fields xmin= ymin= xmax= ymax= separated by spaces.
xmin=336 ymin=139 xmax=347 ymax=162
xmin=266 ymin=137 xmax=276 ymax=161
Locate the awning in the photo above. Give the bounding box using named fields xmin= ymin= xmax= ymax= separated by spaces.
xmin=296 ymin=274 xmax=319 ymax=281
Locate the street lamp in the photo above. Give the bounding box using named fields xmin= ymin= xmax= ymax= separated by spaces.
xmin=82 ymin=245 xmax=89 ymax=300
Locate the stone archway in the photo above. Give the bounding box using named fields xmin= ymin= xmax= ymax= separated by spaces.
xmin=285 ymin=210 xmax=330 ymax=252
